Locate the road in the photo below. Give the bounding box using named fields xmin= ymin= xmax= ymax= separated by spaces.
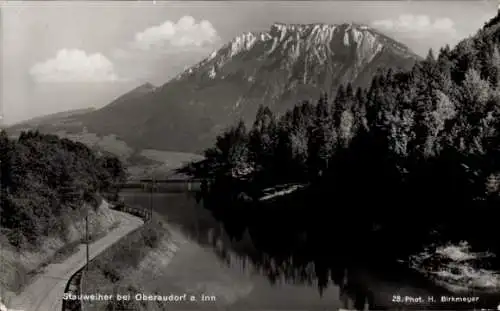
xmin=4 ymin=202 xmax=143 ymax=311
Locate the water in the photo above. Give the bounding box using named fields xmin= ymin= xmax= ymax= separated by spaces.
xmin=119 ymin=192 xmax=498 ymax=310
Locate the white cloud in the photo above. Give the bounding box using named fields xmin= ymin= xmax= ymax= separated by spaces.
xmin=30 ymin=49 xmax=121 ymax=83
xmin=111 ymin=48 xmax=131 ymax=60
xmin=372 ymin=14 xmax=457 ymax=38
xmin=133 ymin=15 xmax=219 ymax=51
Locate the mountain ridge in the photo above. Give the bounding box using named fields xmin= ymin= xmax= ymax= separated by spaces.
xmin=176 ymin=22 xmax=419 ymax=82
xmin=9 ymin=22 xmax=421 ymax=154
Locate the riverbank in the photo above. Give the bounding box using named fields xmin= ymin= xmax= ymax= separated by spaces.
xmin=80 ymin=210 xmax=181 ymax=311
xmin=80 ymin=192 xmax=346 ymax=310
xmin=2 ymin=202 xmax=143 ymax=310
xmin=80 ymin=192 xmax=261 ymax=311
xmin=406 ymin=242 xmax=500 ymax=295
xmin=81 ymin=221 xmax=261 ymax=311
xmin=200 ymin=181 xmax=500 ymax=309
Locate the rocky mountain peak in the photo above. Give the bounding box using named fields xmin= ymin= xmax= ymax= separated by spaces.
xmin=176 ymin=22 xmax=418 ymax=83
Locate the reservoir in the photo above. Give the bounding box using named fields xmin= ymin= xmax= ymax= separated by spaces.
xmin=118 ymin=191 xmax=499 ymax=310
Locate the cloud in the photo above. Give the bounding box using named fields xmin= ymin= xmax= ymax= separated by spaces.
xmin=133 ymin=15 xmax=219 ymax=51
xmin=110 ymin=48 xmax=131 ymax=60
xmin=30 ymin=49 xmax=122 ymax=83
xmin=372 ymin=14 xmax=457 ymax=38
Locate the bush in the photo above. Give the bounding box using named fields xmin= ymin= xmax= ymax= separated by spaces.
xmin=0 ymin=130 xmax=127 ymax=248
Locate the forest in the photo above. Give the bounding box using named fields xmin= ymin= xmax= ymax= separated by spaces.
xmin=186 ymin=11 xmax=500 ymax=281
xmin=0 ymin=130 xmax=126 ymax=248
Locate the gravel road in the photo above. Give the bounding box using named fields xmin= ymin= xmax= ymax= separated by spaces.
xmin=5 ymin=203 xmax=143 ymax=311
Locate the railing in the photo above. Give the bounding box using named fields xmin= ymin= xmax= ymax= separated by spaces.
xmin=61 ymin=267 xmax=83 ymax=311
xmin=62 ymin=200 xmax=151 ymax=311
xmin=138 ymin=178 xmax=202 ymax=183
xmin=112 ymin=202 xmax=151 ymax=221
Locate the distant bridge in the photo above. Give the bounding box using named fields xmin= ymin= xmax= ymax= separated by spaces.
xmin=120 ymin=178 xmax=204 ymax=193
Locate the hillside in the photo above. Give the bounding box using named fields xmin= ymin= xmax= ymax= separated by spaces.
xmin=9 ymin=107 xmax=96 ymax=129
xmin=0 ymin=130 xmax=127 ymax=303
xmin=0 ymin=130 xmax=127 ymax=246
xmin=11 ymin=22 xmax=420 ymax=154
xmin=101 ymin=82 xmax=156 ymax=111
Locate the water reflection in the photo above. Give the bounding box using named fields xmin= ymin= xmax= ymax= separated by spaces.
xmin=119 ymin=191 xmax=494 ymax=310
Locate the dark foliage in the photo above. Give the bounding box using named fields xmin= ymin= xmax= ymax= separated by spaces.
xmin=187 ymin=12 xmax=500 ymax=296
xmin=0 ymin=130 xmax=126 ymax=247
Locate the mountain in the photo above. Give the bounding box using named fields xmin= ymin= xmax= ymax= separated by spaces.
xmin=8 ymin=107 xmax=96 ymax=133
xmin=103 ymin=82 xmax=156 ymax=110
xmin=13 ymin=22 xmax=421 ymax=154
xmin=187 ymin=10 xmax=500 ymax=299
xmin=170 ymin=22 xmax=419 ymax=120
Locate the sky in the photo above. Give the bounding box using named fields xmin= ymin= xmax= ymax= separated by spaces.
xmin=1 ymin=1 xmax=497 ymax=125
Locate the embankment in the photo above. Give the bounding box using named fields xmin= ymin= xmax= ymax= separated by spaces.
xmin=80 ymin=205 xmax=182 ymax=311
xmin=63 ymin=202 xmax=151 ymax=311
xmin=0 ymin=199 xmax=119 ymax=306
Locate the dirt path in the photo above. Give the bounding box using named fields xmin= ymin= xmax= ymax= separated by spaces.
xmin=5 ymin=204 xmax=143 ymax=311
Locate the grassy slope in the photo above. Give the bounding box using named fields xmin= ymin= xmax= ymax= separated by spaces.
xmin=126 ymin=150 xmax=204 ymax=181
xmin=81 ymin=213 xmax=179 ymax=311
xmin=7 ymin=108 xmax=203 ymax=182
xmin=9 ymin=128 xmax=202 ymax=180
xmin=139 ymin=149 xmax=203 ymax=167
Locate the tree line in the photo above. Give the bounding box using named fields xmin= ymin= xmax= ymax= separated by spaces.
xmin=190 ymin=13 xmax=500 ymax=259
xmin=0 ymin=130 xmax=126 ymax=248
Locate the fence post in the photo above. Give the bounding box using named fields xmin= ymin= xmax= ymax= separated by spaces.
xmin=85 ymin=211 xmax=89 ymax=271
xmin=149 ymin=178 xmax=154 ymax=220
xmin=81 ymin=269 xmax=85 ymax=311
